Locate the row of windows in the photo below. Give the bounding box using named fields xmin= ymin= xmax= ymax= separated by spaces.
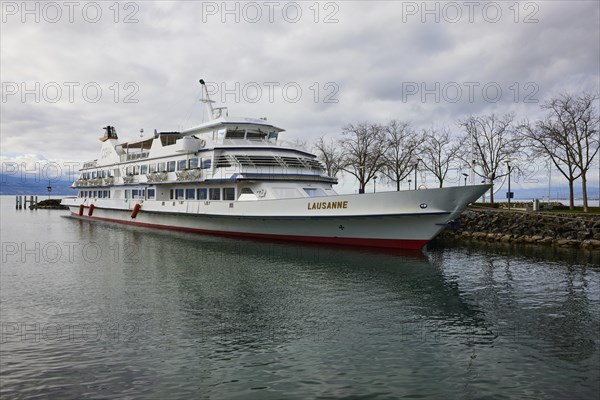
xmin=125 ymin=158 xmax=212 ymax=175
xmin=82 ymin=170 xmax=114 ymax=179
xmin=81 ymin=158 xmax=213 ymax=179
xmin=124 ymin=188 xmax=155 ymax=199
xmin=170 ymin=187 xmax=236 ymax=201
xmin=79 ymin=190 xmax=111 ymax=198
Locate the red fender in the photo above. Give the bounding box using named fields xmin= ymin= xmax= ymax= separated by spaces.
xmin=88 ymin=203 xmax=95 ymax=216
xmin=78 ymin=204 xmax=84 ymax=216
xmin=131 ymin=203 xmax=141 ymax=219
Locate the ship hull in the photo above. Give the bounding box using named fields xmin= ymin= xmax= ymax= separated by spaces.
xmin=63 ymin=185 xmax=489 ymax=250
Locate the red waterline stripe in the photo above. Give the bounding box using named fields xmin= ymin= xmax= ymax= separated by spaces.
xmin=70 ymin=213 xmax=429 ymax=250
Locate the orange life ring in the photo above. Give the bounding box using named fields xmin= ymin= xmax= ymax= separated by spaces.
xmin=131 ymin=203 xmax=141 ymax=219
xmin=78 ymin=204 xmax=84 ymax=216
xmin=88 ymin=203 xmax=95 ymax=216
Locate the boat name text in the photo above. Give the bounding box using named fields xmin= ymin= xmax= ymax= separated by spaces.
xmin=307 ymin=201 xmax=348 ymax=210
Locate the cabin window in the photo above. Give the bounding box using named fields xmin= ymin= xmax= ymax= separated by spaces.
xmin=170 ymin=189 xmax=174 ymax=199
xmin=268 ymin=132 xmax=278 ymax=143
xmin=178 ymin=159 xmax=188 ymax=171
xmin=225 ymin=129 xmax=245 ymax=139
xmin=189 ymin=158 xmax=199 ymax=169
xmin=133 ymin=166 xmax=140 ymax=175
xmin=175 ymin=188 xmax=185 ymax=199
xmin=149 ymin=163 xmax=157 ymax=173
xmin=240 ymin=187 xmax=254 ymax=194
xmin=92 ymin=171 xmax=97 ymax=179
xmin=158 ymin=163 xmax=166 ymax=172
xmin=147 ymin=189 xmax=155 ymax=199
xmin=246 ymin=130 xmax=267 ymax=140
xmin=201 ymin=159 xmax=212 ymax=169
xmin=98 ymin=191 xmax=103 ymax=198
xmin=209 ymin=188 xmax=221 ymax=200
xmin=198 ymin=188 xmax=207 ymax=200
xmin=223 ymin=187 xmax=235 ymax=201
xmin=140 ymin=165 xmax=148 ymax=174
xmin=304 ymin=188 xmax=321 ymax=197
xmin=186 ymin=189 xmax=195 ymax=199
xmin=167 ymin=161 xmax=176 ymax=172
xmin=106 ymin=191 xmax=111 ymax=198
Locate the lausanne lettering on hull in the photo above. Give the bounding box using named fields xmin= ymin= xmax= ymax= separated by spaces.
xmin=307 ymin=201 xmax=348 ymax=210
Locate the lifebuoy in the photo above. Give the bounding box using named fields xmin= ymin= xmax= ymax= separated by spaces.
xmin=78 ymin=204 xmax=84 ymax=216
xmin=131 ymin=203 xmax=141 ymax=219
xmin=88 ymin=203 xmax=95 ymax=216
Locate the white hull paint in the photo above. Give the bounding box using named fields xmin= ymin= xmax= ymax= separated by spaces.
xmin=64 ymin=184 xmax=489 ymax=250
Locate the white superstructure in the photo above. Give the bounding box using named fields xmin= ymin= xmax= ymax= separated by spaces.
xmin=62 ymin=81 xmax=490 ymax=250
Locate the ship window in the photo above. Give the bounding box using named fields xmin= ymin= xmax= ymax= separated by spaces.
xmin=158 ymin=163 xmax=166 ymax=172
xmin=170 ymin=189 xmax=174 ymax=199
xmin=149 ymin=163 xmax=157 ymax=173
xmin=198 ymin=188 xmax=207 ymax=200
xmin=240 ymin=187 xmax=254 ymax=194
xmin=201 ymin=159 xmax=212 ymax=169
xmin=167 ymin=161 xmax=176 ymax=172
xmin=223 ymin=187 xmax=235 ymax=200
xmin=225 ymin=129 xmax=245 ymax=139
xmin=209 ymin=188 xmax=221 ymax=200
xmin=246 ymin=130 xmax=267 ymax=140
xmin=175 ymin=188 xmax=184 ymax=199
xmin=189 ymin=157 xmax=199 ymax=169
xmin=98 ymin=191 xmax=103 ymax=198
xmin=178 ymin=159 xmax=188 ymax=171
xmin=92 ymin=171 xmax=97 ymax=178
xmin=304 ymin=188 xmax=321 ymax=197
xmin=147 ymin=189 xmax=155 ymax=199
xmin=267 ymin=132 xmax=278 ymax=143
xmin=140 ymin=165 xmax=148 ymax=174
xmin=133 ymin=166 xmax=140 ymax=175
xmin=186 ymin=188 xmax=195 ymax=199
xmin=107 ymin=191 xmax=111 ymax=198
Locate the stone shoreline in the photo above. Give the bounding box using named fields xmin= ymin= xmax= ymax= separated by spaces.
xmin=30 ymin=199 xmax=69 ymax=210
xmin=440 ymin=207 xmax=600 ymax=250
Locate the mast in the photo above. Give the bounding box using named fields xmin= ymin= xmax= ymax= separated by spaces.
xmin=199 ymin=79 xmax=227 ymax=120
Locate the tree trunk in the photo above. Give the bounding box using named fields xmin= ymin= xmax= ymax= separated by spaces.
xmin=396 ymin=180 xmax=400 ymax=191
xmin=489 ymin=182 xmax=494 ymax=204
xmin=568 ymin=179 xmax=574 ymax=210
xmin=581 ymin=172 xmax=588 ymax=212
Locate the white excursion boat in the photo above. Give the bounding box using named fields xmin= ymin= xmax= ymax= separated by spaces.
xmin=62 ymin=81 xmax=490 ymax=250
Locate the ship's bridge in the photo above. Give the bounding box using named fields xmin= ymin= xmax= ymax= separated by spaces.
xmin=182 ymin=117 xmax=284 ymax=146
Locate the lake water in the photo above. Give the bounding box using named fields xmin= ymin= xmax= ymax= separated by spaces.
xmin=1 ymin=196 xmax=599 ymax=399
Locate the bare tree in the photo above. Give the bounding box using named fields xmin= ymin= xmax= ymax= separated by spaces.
xmin=459 ymin=113 xmax=521 ymax=204
xmin=380 ymin=120 xmax=420 ymax=191
xmin=312 ymin=135 xmax=344 ymax=178
xmin=520 ymin=93 xmax=599 ymax=211
xmin=420 ymin=127 xmax=462 ymax=188
xmin=339 ymin=122 xmax=386 ymax=193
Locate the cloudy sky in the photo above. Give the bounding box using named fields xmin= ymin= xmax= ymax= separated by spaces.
xmin=1 ymin=0 xmax=599 ymax=195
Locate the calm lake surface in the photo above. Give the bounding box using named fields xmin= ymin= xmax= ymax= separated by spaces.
xmin=1 ymin=196 xmax=599 ymax=399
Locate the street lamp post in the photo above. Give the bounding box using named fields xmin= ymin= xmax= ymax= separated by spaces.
xmin=462 ymin=173 xmax=468 ymax=187
xmin=414 ymin=159 xmax=422 ymax=190
xmin=506 ymin=161 xmax=512 ymax=210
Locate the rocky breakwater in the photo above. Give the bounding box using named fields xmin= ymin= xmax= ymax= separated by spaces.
xmin=441 ymin=207 xmax=600 ymax=250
